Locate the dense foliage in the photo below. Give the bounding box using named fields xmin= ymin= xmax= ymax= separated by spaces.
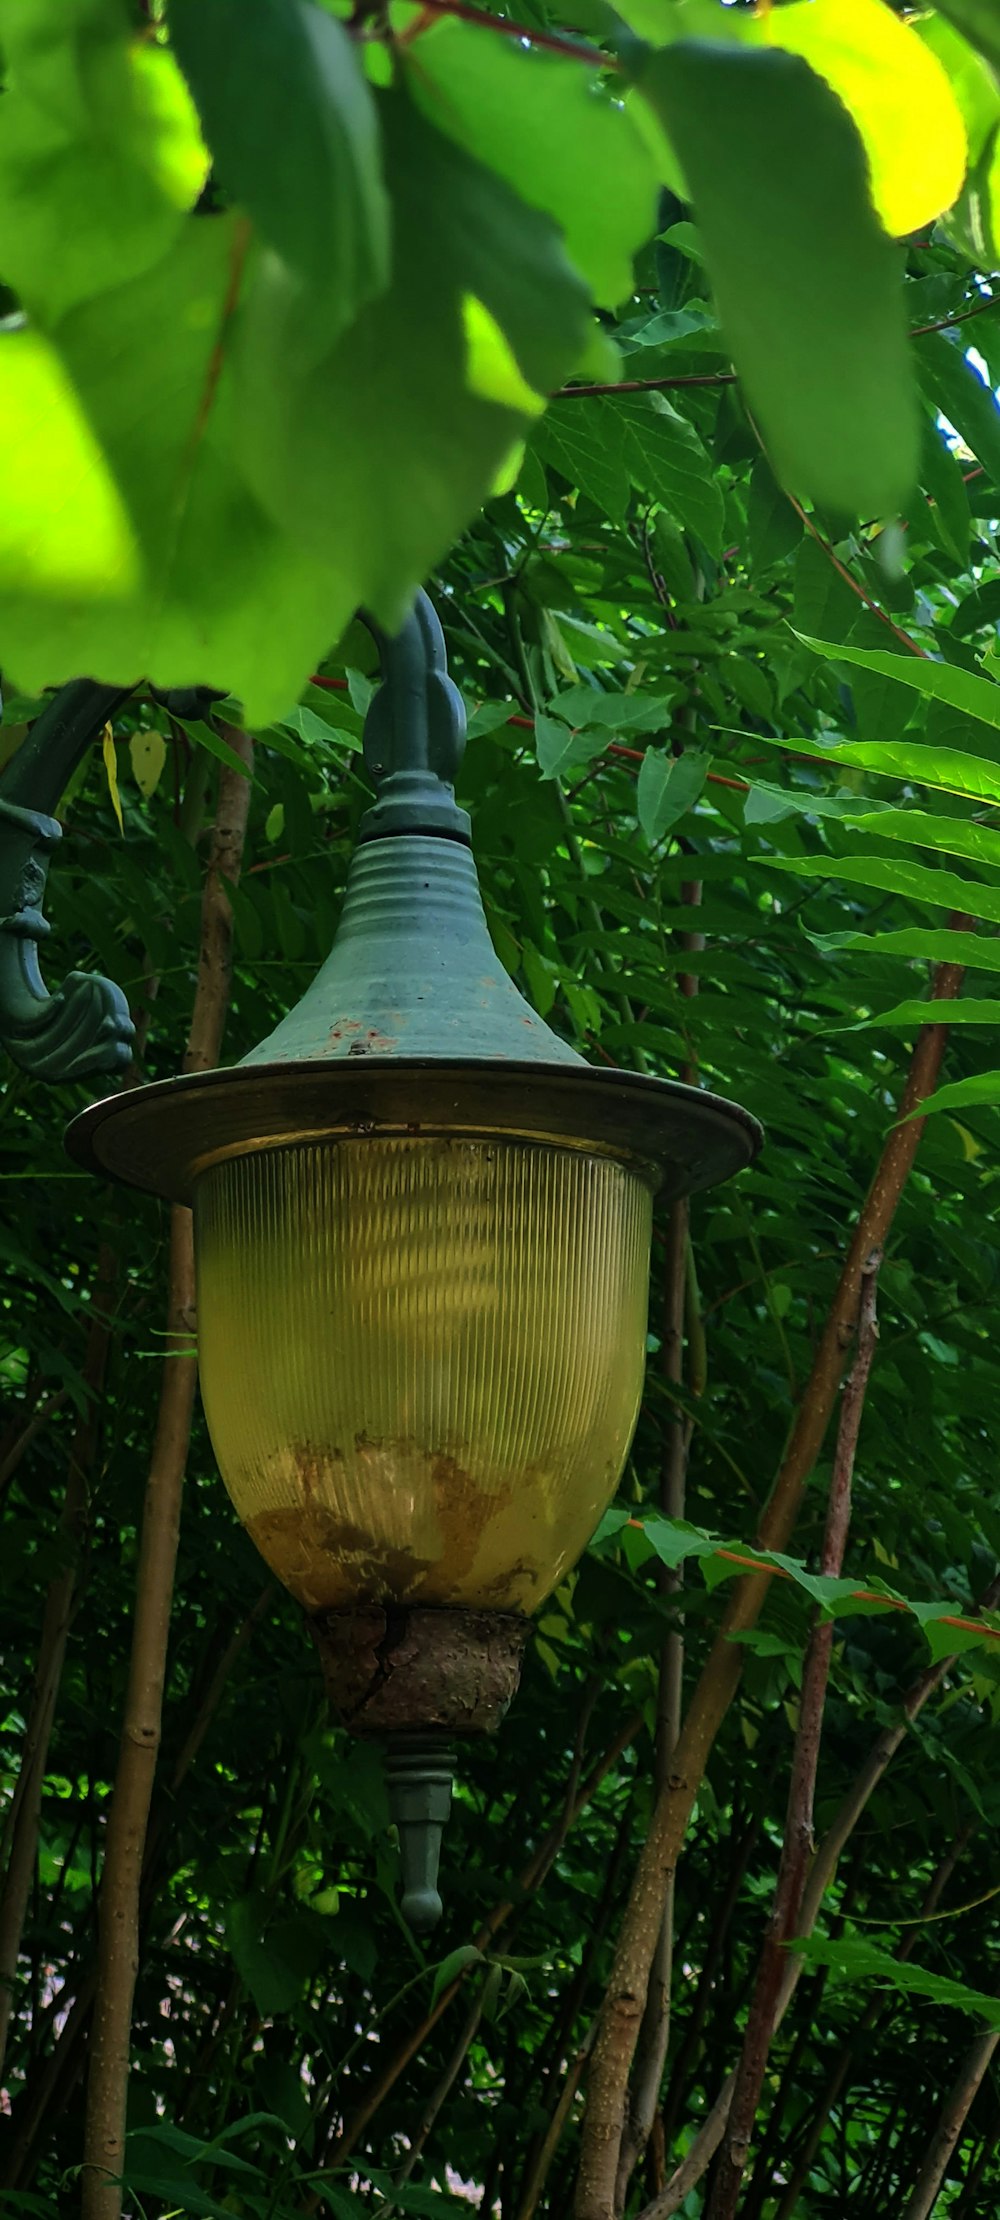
xmin=7 ymin=1 xmax=1000 ymax=2217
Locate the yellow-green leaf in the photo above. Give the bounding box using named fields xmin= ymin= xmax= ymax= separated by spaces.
xmin=752 ymin=0 xmax=968 ymax=237
xmin=102 ymin=723 xmax=124 ymax=833
xmin=129 ymin=729 xmax=168 ymax=800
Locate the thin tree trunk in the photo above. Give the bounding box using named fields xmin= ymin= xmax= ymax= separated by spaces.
xmin=81 ymin=733 xmax=253 ymax=2220
xmin=515 ymin=1803 xmax=636 ymax=2215
xmin=617 ymin=910 xmax=701 ymax=2209
xmin=953 ymin=2104 xmax=1000 ymax=2217
xmin=0 ymin=1387 xmax=69 ymax=1515
xmin=768 ymin=1827 xmax=974 ymax=2220
xmin=0 ymin=1245 xmax=116 ymax=2078
xmin=705 ymin=1252 xmax=881 ymax=2220
xmin=616 ymin=1195 xmax=691 ymax=2206
xmin=640 ymin=1569 xmax=1000 ymax=2220
xmin=387 ymin=1984 xmax=487 ymax=2211
xmin=316 ymin=1711 xmax=644 ymax=2187
xmin=902 ymin=2020 xmax=1000 ymax=2219
xmin=517 ymin=2026 xmax=598 ymax=2220
xmin=574 ymin=945 xmax=966 ymax=2220
xmin=656 ymin=1808 xmax=761 ymax=2164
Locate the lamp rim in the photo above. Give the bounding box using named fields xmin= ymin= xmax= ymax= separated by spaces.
xmin=66 ymin=1056 xmax=762 ymax=1207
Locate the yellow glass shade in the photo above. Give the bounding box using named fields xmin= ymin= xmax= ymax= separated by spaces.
xmin=194 ymin=1136 xmax=652 ymax=1616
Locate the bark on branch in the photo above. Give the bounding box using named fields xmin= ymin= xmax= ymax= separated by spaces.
xmin=81 ymin=733 xmax=253 ymax=2220
xmin=704 ymin=1252 xmax=882 ymax=2220
xmin=573 ymin=942 xmax=967 ymax=2220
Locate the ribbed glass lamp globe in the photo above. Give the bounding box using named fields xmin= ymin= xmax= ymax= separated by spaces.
xmin=194 ymin=1134 xmax=653 ymax=1617
xmin=65 ymin=590 xmax=761 ymax=1933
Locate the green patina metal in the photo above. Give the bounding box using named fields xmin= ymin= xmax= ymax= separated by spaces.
xmin=56 ymin=588 xmax=762 ymax=1936
xmin=383 ymin=1737 xmax=456 ymax=1937
xmin=243 ymin=593 xmax=580 ymax=1072
xmin=0 ymin=680 xmax=135 ymax=1083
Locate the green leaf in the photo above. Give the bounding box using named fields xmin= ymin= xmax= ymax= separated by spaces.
xmin=917 ymin=329 xmax=1000 ymax=483
xmin=767 ymin=851 xmax=1000 ymax=925
xmin=430 ymin=1944 xmax=482 ymax=2006
xmin=0 ymin=0 xmax=208 ymax=324
xmin=640 ymin=1513 xmax=720 ymax=1570
xmin=534 ymin=714 xmax=607 ymax=779
xmin=403 ymin=19 xmax=658 ymax=308
xmin=795 ymin=1934 xmax=1000 ymax=2026
xmin=748 ymin=455 xmax=802 ymax=573
xmin=841 ymin=997 xmax=1000 ymax=1031
xmin=548 ymin=686 xmax=674 ymax=734
xmin=918 ymin=415 xmax=971 ymax=564
xmin=936 ymin=0 xmax=1000 ymax=77
xmin=792 ymin=537 xmax=860 ymax=646
xmin=745 ymin=0 xmax=967 ymax=239
xmin=224 ymin=1892 xmax=311 ymax=2017
xmin=169 ymin=0 xmax=389 ymax=318
xmin=534 ymin=401 xmax=629 ymax=523
xmin=795 ymin=632 xmax=1000 ymax=742
xmin=844 ymin=805 xmax=1000 ymax=872
xmin=236 ymin=87 xmax=591 ymax=624
xmin=636 ymin=747 xmax=708 ymax=843
xmin=652 ymin=510 xmax=698 ymax=601
xmin=805 ymin=926 xmax=1000 ymax=968
xmin=950 ymin=578 xmax=1000 ymax=638
xmin=618 ymin=395 xmax=724 ymax=556
xmin=906 ymin=1070 xmax=1000 ymax=1119
xmin=170 ymin=716 xmax=253 ymax=779
xmin=639 ymin=43 xmax=916 ymax=515
xmin=0 ymin=220 xmax=346 ymax=721
xmin=909 ymin=1599 xmax=1000 ymax=1660
xmin=0 ymin=85 xmax=590 ymax=720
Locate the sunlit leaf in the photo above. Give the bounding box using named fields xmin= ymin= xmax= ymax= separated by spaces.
xmin=639 ymin=43 xmax=916 ymax=514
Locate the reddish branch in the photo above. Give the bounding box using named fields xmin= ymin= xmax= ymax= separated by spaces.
xmin=645 ymin=1570 xmax=1000 ymax=2220
xmin=784 ymin=491 xmax=929 ymax=659
xmin=394 ymin=0 xmax=618 ymax=65
xmin=574 ymin=935 xmax=969 ymax=2220
xmin=705 ymin=1253 xmax=882 ymax=2220
xmin=551 ymin=296 xmax=1000 ymax=402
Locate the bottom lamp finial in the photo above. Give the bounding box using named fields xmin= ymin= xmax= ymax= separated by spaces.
xmin=384 ymin=1736 xmax=456 ymax=1934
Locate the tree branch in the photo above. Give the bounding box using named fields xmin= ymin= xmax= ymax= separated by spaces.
xmin=573 ymin=938 xmax=968 ymax=2220
xmin=704 ymin=1252 xmax=882 ymax=2220
xmin=0 ymin=1249 xmax=115 ymax=2079
xmin=81 ymin=730 xmax=253 ymax=2220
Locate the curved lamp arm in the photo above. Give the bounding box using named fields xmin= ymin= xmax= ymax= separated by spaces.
xmin=0 ymin=592 xmax=461 ymax=1085
xmin=0 ymin=679 xmax=136 ymax=1083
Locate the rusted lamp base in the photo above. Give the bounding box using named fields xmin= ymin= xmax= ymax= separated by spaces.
xmin=311 ymin=1603 xmax=530 ymax=1737
xmin=311 ymin=1605 xmax=531 ymax=1933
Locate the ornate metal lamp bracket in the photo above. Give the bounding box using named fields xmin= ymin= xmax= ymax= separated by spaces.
xmin=0 ymin=594 xmax=466 ymax=1086
xmin=0 ymin=679 xmax=136 ymax=1083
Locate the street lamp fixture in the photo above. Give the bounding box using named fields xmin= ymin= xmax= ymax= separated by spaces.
xmin=0 ymin=596 xmax=761 ymax=1930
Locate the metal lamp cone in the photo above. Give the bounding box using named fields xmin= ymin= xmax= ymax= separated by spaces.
xmin=67 ymin=591 xmax=762 ymax=1930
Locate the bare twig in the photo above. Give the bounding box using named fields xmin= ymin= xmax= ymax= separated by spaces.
xmin=574 ymin=939 xmax=967 ymax=2220
xmin=0 ymin=1252 xmax=115 ymax=2077
xmin=903 ymin=2017 xmax=1000 ymax=2219
xmin=638 ymin=1562 xmax=1000 ymax=2220
xmin=518 ymin=2026 xmax=598 ymax=2220
xmin=705 ymin=1254 xmax=882 ymax=2220
xmin=314 ymin=1710 xmax=643 ymax=2186
xmin=0 ymin=1388 xmax=69 ymax=1515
